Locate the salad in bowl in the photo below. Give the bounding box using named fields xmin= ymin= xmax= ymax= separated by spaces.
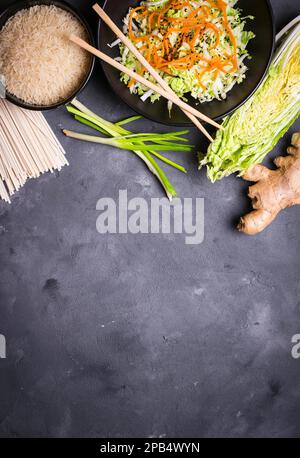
xmin=117 ymin=0 xmax=255 ymax=104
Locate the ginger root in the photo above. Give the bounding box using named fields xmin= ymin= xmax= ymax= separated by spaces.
xmin=238 ymin=132 xmax=300 ymax=235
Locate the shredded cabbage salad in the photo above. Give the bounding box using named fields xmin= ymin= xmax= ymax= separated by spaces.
xmin=117 ymin=0 xmax=255 ymax=104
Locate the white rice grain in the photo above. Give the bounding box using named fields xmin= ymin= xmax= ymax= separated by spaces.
xmin=0 ymin=5 xmax=91 ymax=105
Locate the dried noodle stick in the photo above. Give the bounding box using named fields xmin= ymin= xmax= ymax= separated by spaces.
xmin=0 ymin=99 xmax=68 ymax=202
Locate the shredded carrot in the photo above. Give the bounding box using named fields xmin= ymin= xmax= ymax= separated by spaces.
xmin=127 ymin=0 xmax=239 ymax=78
xmin=128 ymin=79 xmax=136 ymax=88
xmin=148 ymin=12 xmax=158 ymax=31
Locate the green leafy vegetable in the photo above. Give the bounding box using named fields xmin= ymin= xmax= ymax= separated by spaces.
xmin=200 ymin=23 xmax=300 ymax=181
xmin=64 ymin=99 xmax=193 ymax=199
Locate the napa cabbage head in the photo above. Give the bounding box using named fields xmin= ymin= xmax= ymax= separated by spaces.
xmin=200 ymin=26 xmax=300 ymax=182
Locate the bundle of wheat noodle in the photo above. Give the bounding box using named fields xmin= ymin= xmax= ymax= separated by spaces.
xmin=0 ymin=99 xmax=68 ymax=203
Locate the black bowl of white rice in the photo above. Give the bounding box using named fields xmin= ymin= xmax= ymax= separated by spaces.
xmin=0 ymin=0 xmax=95 ymax=110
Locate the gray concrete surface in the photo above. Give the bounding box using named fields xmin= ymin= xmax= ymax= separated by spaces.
xmin=0 ymin=0 xmax=300 ymax=438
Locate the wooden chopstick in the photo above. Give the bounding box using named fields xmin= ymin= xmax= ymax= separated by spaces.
xmin=70 ymin=34 xmax=216 ymax=140
xmin=93 ymin=3 xmax=223 ymax=139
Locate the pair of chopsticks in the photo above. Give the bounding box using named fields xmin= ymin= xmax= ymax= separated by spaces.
xmin=70 ymin=3 xmax=223 ymax=142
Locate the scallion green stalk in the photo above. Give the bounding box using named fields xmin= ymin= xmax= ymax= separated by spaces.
xmin=64 ymin=99 xmax=192 ymax=199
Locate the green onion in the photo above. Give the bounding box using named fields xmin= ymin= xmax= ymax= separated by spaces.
xmin=115 ymin=115 xmax=142 ymax=126
xmin=64 ymin=99 xmax=192 ymax=199
xmin=62 ymin=130 xmax=192 ymax=152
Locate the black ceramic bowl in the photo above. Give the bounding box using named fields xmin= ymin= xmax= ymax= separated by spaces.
xmin=98 ymin=0 xmax=275 ymax=125
xmin=0 ymin=0 xmax=95 ymax=111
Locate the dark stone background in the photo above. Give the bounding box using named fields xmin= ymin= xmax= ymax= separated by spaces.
xmin=0 ymin=0 xmax=300 ymax=438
